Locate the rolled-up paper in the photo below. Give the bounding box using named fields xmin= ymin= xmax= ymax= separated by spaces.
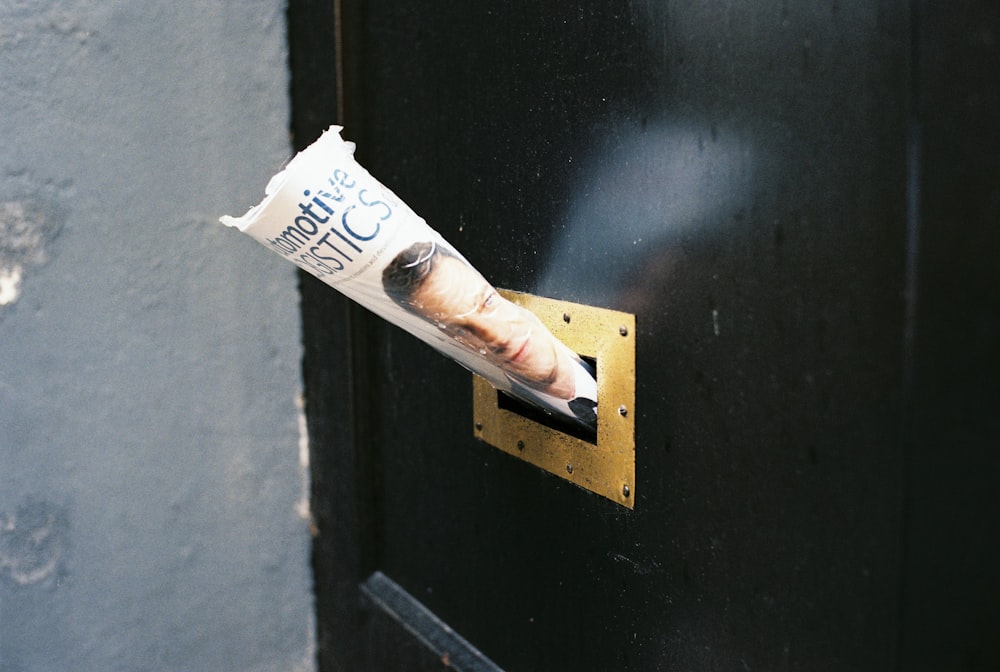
xmin=221 ymin=127 xmax=597 ymax=433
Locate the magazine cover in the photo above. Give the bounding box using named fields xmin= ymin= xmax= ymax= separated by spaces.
xmin=221 ymin=127 xmax=597 ymax=433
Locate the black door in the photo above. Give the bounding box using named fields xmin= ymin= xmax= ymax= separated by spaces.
xmin=291 ymin=1 xmax=1000 ymax=670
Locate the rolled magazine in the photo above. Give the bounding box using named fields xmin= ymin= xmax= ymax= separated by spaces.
xmin=221 ymin=127 xmax=597 ymax=433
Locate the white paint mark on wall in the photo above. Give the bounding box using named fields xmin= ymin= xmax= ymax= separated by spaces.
xmin=295 ymin=394 xmax=313 ymax=526
xmin=0 ymin=195 xmax=65 ymax=307
xmin=0 ymin=499 xmax=67 ymax=587
xmin=0 ymin=265 xmax=22 ymax=305
xmin=712 ymin=308 xmax=720 ymax=336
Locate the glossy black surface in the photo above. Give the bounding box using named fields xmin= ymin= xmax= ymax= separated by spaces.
xmin=294 ymin=0 xmax=999 ymax=669
xmin=897 ymin=2 xmax=1000 ymax=668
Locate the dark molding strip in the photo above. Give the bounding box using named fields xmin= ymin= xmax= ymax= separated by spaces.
xmin=361 ymin=572 xmax=505 ymax=672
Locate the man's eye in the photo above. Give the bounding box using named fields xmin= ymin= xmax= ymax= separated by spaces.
xmin=483 ymin=292 xmax=496 ymax=309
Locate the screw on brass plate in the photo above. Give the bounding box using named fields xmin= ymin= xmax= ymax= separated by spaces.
xmin=566 ymin=464 xmax=574 ymax=474
xmin=517 ymin=440 xmax=525 ymax=451
xmin=618 ymin=405 xmax=628 ymax=417
xmin=619 ymin=325 xmax=629 ymax=337
xmin=622 ymin=484 xmax=631 ymax=498
xmin=475 ymin=422 xmax=483 ymax=431
xmin=563 ymin=312 xmax=571 ymax=323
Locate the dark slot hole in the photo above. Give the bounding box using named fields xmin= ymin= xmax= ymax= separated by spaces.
xmin=496 ymin=356 xmax=597 ymax=444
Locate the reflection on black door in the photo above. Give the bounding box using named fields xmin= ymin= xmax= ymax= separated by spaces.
xmin=291 ymin=0 xmax=1000 ymax=670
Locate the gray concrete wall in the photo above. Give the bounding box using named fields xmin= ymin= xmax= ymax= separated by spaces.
xmin=0 ymin=2 xmax=314 ymax=671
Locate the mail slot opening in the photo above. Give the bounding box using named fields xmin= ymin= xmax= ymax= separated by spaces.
xmin=471 ymin=290 xmax=635 ymax=508
xmin=496 ymin=356 xmax=598 ymax=444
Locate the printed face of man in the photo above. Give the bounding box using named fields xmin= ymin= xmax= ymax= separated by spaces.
xmin=409 ymin=255 xmax=569 ymax=395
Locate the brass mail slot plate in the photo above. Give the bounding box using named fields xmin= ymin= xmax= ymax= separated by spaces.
xmin=473 ymin=290 xmax=636 ymax=508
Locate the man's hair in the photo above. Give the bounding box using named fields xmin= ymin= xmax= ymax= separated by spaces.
xmin=381 ymin=241 xmax=460 ymax=311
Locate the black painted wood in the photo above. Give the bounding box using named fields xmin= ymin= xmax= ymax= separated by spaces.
xmin=291 ymin=0 xmax=1000 ymax=670
xmin=896 ymin=2 xmax=1000 ymax=669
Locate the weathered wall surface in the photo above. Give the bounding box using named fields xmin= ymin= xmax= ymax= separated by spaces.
xmin=0 ymin=2 xmax=314 ymax=670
